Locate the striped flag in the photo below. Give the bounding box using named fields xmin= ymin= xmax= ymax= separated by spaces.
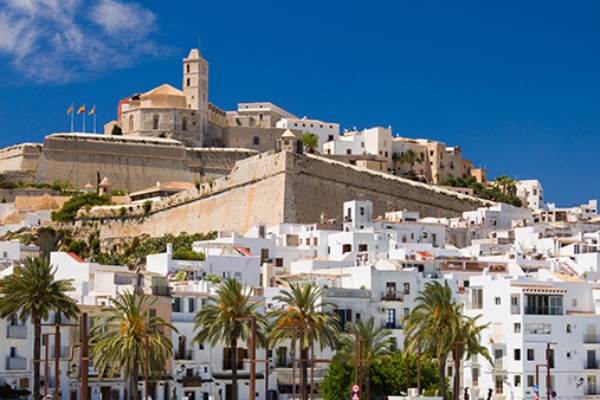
xmin=67 ymin=105 xmax=73 ymax=115
xmin=88 ymin=105 xmax=96 ymax=115
xmin=77 ymin=105 xmax=85 ymax=114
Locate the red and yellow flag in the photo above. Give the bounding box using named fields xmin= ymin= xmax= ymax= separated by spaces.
xmin=88 ymin=105 xmax=96 ymax=115
xmin=67 ymin=105 xmax=73 ymax=115
xmin=77 ymin=105 xmax=85 ymax=114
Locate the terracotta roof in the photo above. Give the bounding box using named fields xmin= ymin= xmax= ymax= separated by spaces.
xmin=142 ymin=84 xmax=185 ymax=98
xmin=67 ymin=252 xmax=85 ymax=263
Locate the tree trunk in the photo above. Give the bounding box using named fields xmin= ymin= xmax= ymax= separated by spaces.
xmin=231 ymin=337 xmax=238 ymax=400
xmin=130 ymin=363 xmax=139 ymax=400
xmin=438 ymin=357 xmax=447 ymax=400
xmin=33 ymin=315 xmax=41 ymax=400
xmin=365 ymin=363 xmax=371 ymax=400
xmin=300 ymin=347 xmax=309 ymax=400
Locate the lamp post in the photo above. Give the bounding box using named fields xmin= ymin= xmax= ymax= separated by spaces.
xmin=546 ymin=342 xmax=556 ymax=400
xmin=535 ymin=364 xmax=546 ymax=399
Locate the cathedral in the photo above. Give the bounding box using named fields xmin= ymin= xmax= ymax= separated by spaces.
xmin=105 ymin=49 xmax=300 ymax=151
xmin=112 ymin=49 xmax=209 ymax=147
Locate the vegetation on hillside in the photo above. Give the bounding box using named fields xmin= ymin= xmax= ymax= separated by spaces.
xmin=440 ymin=174 xmax=522 ymax=207
xmin=51 ymin=193 xmax=110 ymax=222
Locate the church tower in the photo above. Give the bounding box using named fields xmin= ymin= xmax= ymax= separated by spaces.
xmin=183 ymin=49 xmax=209 ymax=136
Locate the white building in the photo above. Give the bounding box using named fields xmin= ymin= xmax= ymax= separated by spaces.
xmin=276 ymin=117 xmax=340 ymax=153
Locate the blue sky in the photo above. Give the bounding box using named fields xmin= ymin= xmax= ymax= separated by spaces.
xmin=0 ymin=0 xmax=598 ymax=207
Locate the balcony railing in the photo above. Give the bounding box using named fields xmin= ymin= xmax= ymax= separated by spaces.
xmin=175 ymin=350 xmax=195 ymax=361
xmin=7 ymin=325 xmax=27 ymax=339
xmin=584 ymin=335 xmax=600 ymax=344
xmin=7 ymin=357 xmax=27 ymax=370
xmin=584 ymin=360 xmax=600 ymax=370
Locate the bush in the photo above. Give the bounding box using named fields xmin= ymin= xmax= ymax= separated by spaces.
xmin=142 ymin=200 xmax=152 ymax=215
xmin=51 ymin=193 xmax=110 ymax=222
xmin=172 ymin=248 xmax=206 ymax=261
xmin=111 ymin=125 xmax=122 ymax=136
xmin=0 ymin=181 xmax=18 ymax=189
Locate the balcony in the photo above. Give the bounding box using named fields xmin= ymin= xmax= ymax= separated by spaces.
xmin=493 ymin=358 xmax=504 ymax=370
xmin=584 ymin=360 xmax=600 ymax=370
xmin=381 ymin=293 xmax=403 ymax=302
xmin=175 ymin=350 xmax=195 ymax=361
xmin=7 ymin=325 xmax=27 ymax=339
xmin=584 ymin=335 xmax=600 ymax=344
xmin=7 ymin=357 xmax=27 ymax=370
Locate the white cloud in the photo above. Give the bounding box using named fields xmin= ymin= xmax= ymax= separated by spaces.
xmin=0 ymin=0 xmax=164 ymax=84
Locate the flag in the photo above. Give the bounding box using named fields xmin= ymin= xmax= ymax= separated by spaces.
xmin=77 ymin=105 xmax=85 ymax=114
xmin=88 ymin=105 xmax=96 ymax=115
xmin=67 ymin=105 xmax=73 ymax=115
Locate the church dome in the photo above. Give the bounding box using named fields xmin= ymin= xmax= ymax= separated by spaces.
xmin=140 ymin=84 xmax=187 ymax=109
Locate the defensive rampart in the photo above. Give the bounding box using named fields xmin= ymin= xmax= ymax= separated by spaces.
xmin=82 ymin=151 xmax=489 ymax=243
xmin=34 ymin=133 xmax=192 ymax=191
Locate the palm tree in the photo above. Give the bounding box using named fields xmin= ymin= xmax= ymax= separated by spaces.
xmin=270 ymin=282 xmax=340 ymax=400
xmin=0 ymin=256 xmax=79 ymax=400
xmin=402 ymin=281 xmax=491 ymax=400
xmin=90 ymin=291 xmax=176 ymax=400
xmin=400 ymin=149 xmax=421 ymax=173
xmin=336 ymin=318 xmax=394 ymax=400
xmin=402 ymin=281 xmax=461 ymax=400
xmin=192 ymin=278 xmax=263 ymax=400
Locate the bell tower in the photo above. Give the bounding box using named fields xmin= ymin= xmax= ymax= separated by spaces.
xmin=183 ymin=48 xmax=209 ymax=135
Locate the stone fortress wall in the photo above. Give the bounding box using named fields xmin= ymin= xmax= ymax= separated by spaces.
xmin=34 ymin=134 xmax=192 ymax=192
xmin=82 ymin=151 xmax=489 ymax=244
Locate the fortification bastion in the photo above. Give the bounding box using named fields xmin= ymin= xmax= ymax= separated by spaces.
xmin=80 ymin=151 xmax=490 ymax=245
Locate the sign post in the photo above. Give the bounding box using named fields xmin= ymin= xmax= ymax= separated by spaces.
xmin=351 ymin=384 xmax=361 ymax=400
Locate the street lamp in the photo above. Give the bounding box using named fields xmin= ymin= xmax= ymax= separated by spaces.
xmin=535 ymin=364 xmax=546 ymax=399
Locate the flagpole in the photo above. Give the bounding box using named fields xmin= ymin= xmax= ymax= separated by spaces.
xmin=71 ymin=105 xmax=74 ymax=133
xmin=83 ymin=105 xmax=86 ymax=133
xmin=93 ymin=106 xmax=96 ymax=133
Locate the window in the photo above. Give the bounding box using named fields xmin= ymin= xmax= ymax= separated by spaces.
xmin=567 ymin=324 xmax=571 ymax=333
xmin=253 ymin=136 xmax=260 ymax=145
xmin=173 ymin=298 xmax=182 ymax=312
xmin=471 ymin=288 xmax=483 ymax=309
xmin=495 ymin=297 xmax=501 ymax=305
xmin=514 ymin=323 xmax=521 ymax=333
xmin=525 ymin=294 xmax=563 ymax=315
xmin=129 ymin=115 xmax=134 ymax=130
xmin=527 ymin=348 xmax=534 ymax=361
xmin=188 ymin=298 xmax=195 ymax=313
xmin=514 ymin=375 xmax=521 ymax=387
xmin=573 ymin=298 xmax=578 ymax=307
xmin=186 ymin=65 xmax=190 ymax=73
xmin=514 ymin=349 xmax=521 ymax=360
xmin=153 ymin=115 xmax=159 ymax=130
xmin=186 ymin=78 xmax=190 ymax=86
xmin=527 ymin=375 xmax=535 ymax=387
xmin=346 ymin=149 xmax=352 ymax=155
xmin=386 ymin=308 xmax=396 ymax=329
xmin=403 ymin=282 xmax=410 ymax=295
xmin=223 ymin=348 xmax=247 ymax=370
xmin=358 ymin=244 xmax=367 ymax=252
xmin=360 ymin=207 xmax=365 ymax=216
xmin=342 ymin=244 xmax=352 ymax=253
xmin=182 ymin=116 xmax=188 ymax=130
xmin=275 ymin=258 xmax=283 ymax=267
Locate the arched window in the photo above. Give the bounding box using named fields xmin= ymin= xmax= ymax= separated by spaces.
xmin=129 ymin=115 xmax=134 ymax=131
xmin=186 ymin=65 xmax=190 ymax=73
xmin=182 ymin=116 xmax=188 ymax=131
xmin=153 ymin=115 xmax=159 ymax=130
xmin=187 ymin=78 xmax=191 ymax=87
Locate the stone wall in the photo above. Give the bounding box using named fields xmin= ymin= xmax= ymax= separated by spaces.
xmin=83 ymin=151 xmax=489 ymax=244
xmin=222 ymin=126 xmax=300 ymax=153
xmin=186 ymin=148 xmax=258 ymax=183
xmin=34 ymin=133 xmax=191 ymax=192
xmin=0 ymin=143 xmax=43 ymax=172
